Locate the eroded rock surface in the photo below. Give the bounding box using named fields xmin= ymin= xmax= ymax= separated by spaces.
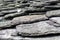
xmin=11 ymin=15 xmax=48 ymax=24
xmin=0 ymin=0 xmax=60 ymax=40
xmin=16 ymin=21 xmax=60 ymax=36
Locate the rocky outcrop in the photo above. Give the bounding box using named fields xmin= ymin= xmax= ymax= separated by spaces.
xmin=0 ymin=0 xmax=60 ymax=40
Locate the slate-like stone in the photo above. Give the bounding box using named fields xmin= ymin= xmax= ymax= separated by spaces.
xmin=16 ymin=21 xmax=60 ymax=36
xmin=1 ymin=36 xmax=60 ymax=40
xmin=3 ymin=12 xmax=24 ymax=19
xmin=7 ymin=4 xmax=15 ymax=7
xmin=11 ymin=15 xmax=48 ymax=25
xmin=29 ymin=12 xmax=46 ymax=15
xmin=30 ymin=2 xmax=45 ymax=8
xmin=1 ymin=9 xmax=17 ymax=13
xmin=17 ymin=3 xmax=30 ymax=8
xmin=0 ymin=9 xmax=17 ymax=16
xmin=0 ymin=7 xmax=16 ymax=11
xmin=30 ymin=1 xmax=52 ymax=7
xmin=23 ymin=7 xmax=49 ymax=12
xmin=0 ymin=29 xmax=17 ymax=36
xmin=4 ymin=13 xmax=19 ymax=19
xmin=46 ymin=10 xmax=60 ymax=17
xmin=0 ymin=29 xmax=17 ymax=40
xmin=0 ymin=36 xmax=23 ymax=40
xmin=46 ymin=20 xmax=60 ymax=27
xmin=0 ymin=0 xmax=60 ymax=39
xmin=0 ymin=21 xmax=12 ymax=28
xmin=13 ymin=36 xmax=60 ymax=40
xmin=50 ymin=17 xmax=60 ymax=24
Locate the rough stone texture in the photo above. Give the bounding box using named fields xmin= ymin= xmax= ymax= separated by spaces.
xmin=0 ymin=21 xmax=12 ymax=28
xmin=16 ymin=21 xmax=60 ymax=36
xmin=11 ymin=15 xmax=48 ymax=24
xmin=0 ymin=0 xmax=60 ymax=40
xmin=46 ymin=10 xmax=60 ymax=17
xmin=0 ymin=29 xmax=17 ymax=36
xmin=50 ymin=17 xmax=60 ymax=24
xmin=46 ymin=20 xmax=60 ymax=27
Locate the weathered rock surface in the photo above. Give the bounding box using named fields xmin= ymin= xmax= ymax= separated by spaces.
xmin=46 ymin=10 xmax=60 ymax=17
xmin=1 ymin=36 xmax=60 ymax=40
xmin=0 ymin=21 xmax=12 ymax=28
xmin=50 ymin=17 xmax=60 ymax=24
xmin=0 ymin=0 xmax=60 ymax=40
xmin=46 ymin=20 xmax=60 ymax=27
xmin=11 ymin=15 xmax=48 ymax=24
xmin=16 ymin=21 xmax=60 ymax=36
xmin=0 ymin=10 xmax=17 ymax=16
xmin=0 ymin=7 xmax=16 ymax=11
xmin=0 ymin=29 xmax=17 ymax=36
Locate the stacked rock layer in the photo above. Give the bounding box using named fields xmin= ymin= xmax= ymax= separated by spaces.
xmin=0 ymin=0 xmax=60 ymax=40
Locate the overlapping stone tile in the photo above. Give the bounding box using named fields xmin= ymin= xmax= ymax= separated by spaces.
xmin=0 ymin=0 xmax=60 ymax=40
xmin=16 ymin=21 xmax=60 ymax=36
xmin=50 ymin=17 xmax=60 ymax=24
xmin=11 ymin=15 xmax=48 ymax=25
xmin=0 ymin=21 xmax=12 ymax=28
xmin=46 ymin=10 xmax=60 ymax=17
xmin=0 ymin=29 xmax=17 ymax=36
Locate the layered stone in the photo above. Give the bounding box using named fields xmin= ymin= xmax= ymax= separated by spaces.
xmin=16 ymin=21 xmax=60 ymax=36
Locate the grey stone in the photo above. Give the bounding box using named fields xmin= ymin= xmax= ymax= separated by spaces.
xmin=0 ymin=0 xmax=60 ymax=39
xmin=50 ymin=17 xmax=60 ymax=24
xmin=0 ymin=10 xmax=17 ymax=16
xmin=0 ymin=21 xmax=12 ymax=28
xmin=16 ymin=21 xmax=60 ymax=36
xmin=3 ymin=13 xmax=20 ymax=19
xmin=14 ymin=36 xmax=60 ymax=40
xmin=3 ymin=8 xmax=28 ymax=19
xmin=0 ymin=36 xmax=23 ymax=40
xmin=3 ymin=12 xmax=46 ymax=19
xmin=23 ymin=7 xmax=48 ymax=12
xmin=11 ymin=15 xmax=48 ymax=25
xmin=0 ymin=29 xmax=17 ymax=36
xmin=1 ymin=36 xmax=60 ymax=40
xmin=0 ymin=7 xmax=16 ymax=11
xmin=0 ymin=36 xmax=60 ymax=40
xmin=16 ymin=3 xmax=30 ymax=8
xmin=0 ymin=29 xmax=18 ymax=40
xmin=3 ymin=12 xmax=25 ymax=19
xmin=7 ymin=4 xmax=15 ymax=7
xmin=30 ymin=2 xmax=45 ymax=8
xmin=46 ymin=20 xmax=60 ymax=27
xmin=29 ymin=12 xmax=46 ymax=15
xmin=30 ymin=1 xmax=52 ymax=7
xmin=1 ymin=9 xmax=17 ymax=13
xmin=0 ymin=29 xmax=22 ymax=40
xmin=46 ymin=10 xmax=60 ymax=17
